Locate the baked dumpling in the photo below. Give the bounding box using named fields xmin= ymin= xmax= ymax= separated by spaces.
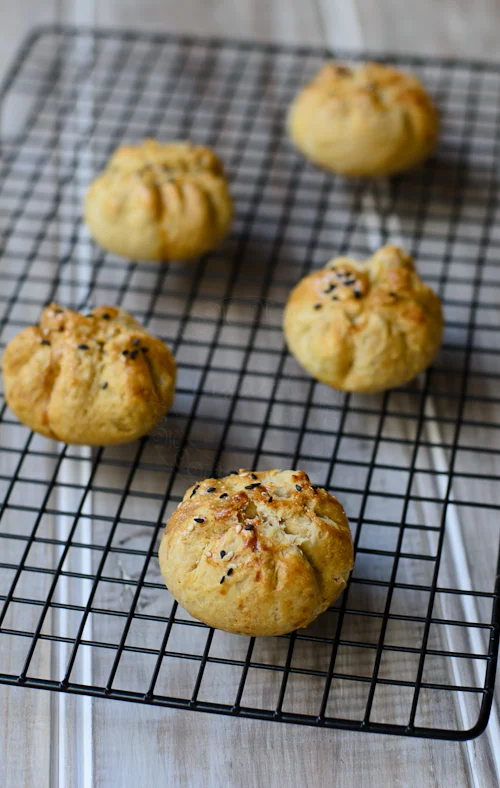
xmin=159 ymin=469 xmax=353 ymax=637
xmin=284 ymin=245 xmax=443 ymax=393
xmin=84 ymin=139 xmax=233 ymax=261
xmin=288 ymin=62 xmax=439 ymax=177
xmin=2 ymin=303 xmax=176 ymax=445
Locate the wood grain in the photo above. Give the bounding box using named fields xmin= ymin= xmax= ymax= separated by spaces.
xmin=318 ymin=0 xmax=500 ymax=59
xmin=94 ymin=0 xmax=324 ymax=45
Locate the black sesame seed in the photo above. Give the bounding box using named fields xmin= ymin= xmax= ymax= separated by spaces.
xmin=313 ymin=303 xmax=322 ymax=310
xmin=220 ymin=576 xmax=225 ymax=584
xmin=251 ymin=473 xmax=257 ymax=480
xmin=77 ymin=344 xmax=89 ymax=350
xmin=102 ymin=382 xmax=108 ymax=390
xmin=194 ymin=517 xmax=205 ymax=523
xmin=389 ymin=291 xmax=397 ymax=297
xmin=207 ymin=487 xmax=216 ymax=492
xmin=227 ymin=568 xmax=233 ymax=576
xmin=220 ymin=493 xmax=228 ymax=499
xmin=312 ymin=485 xmax=319 ymax=490
xmin=141 ymin=346 xmax=149 ymax=353
xmin=220 ymin=550 xmax=226 ymax=558
xmin=190 ymin=485 xmax=200 ymax=498
xmin=122 ymin=349 xmax=129 ymax=356
xmin=244 ymin=524 xmax=254 ymax=531
xmin=353 ymin=290 xmax=361 ymax=299
xmin=41 ymin=339 xmax=50 ymax=346
xmin=129 ymin=350 xmax=138 ymax=360
xmin=102 ymin=313 xmax=111 ymax=320
xmin=296 ymin=484 xmax=302 ymax=491
xmin=268 ymin=496 xmax=273 ymax=502
xmin=245 ymin=482 xmax=261 ymax=490
xmin=132 ymin=338 xmax=140 ymax=346
xmin=332 ymin=296 xmax=339 ymax=301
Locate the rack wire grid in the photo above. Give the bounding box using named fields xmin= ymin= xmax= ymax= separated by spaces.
xmin=0 ymin=26 xmax=499 ymax=742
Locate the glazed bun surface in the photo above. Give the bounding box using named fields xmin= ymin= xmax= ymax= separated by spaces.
xmin=284 ymin=245 xmax=443 ymax=393
xmin=84 ymin=139 xmax=233 ymax=260
xmin=2 ymin=303 xmax=176 ymax=445
xmin=159 ymin=469 xmax=353 ymax=637
xmin=288 ymin=62 xmax=439 ymax=177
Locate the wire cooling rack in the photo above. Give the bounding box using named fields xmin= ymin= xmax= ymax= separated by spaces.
xmin=0 ymin=26 xmax=499 ymax=742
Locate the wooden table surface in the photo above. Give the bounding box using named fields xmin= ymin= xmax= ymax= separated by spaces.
xmin=1 ymin=2 xmax=500 ymax=787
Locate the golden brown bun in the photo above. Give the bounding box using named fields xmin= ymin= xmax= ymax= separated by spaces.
xmin=159 ymin=469 xmax=353 ymax=637
xmin=2 ymin=303 xmax=176 ymax=445
xmin=284 ymin=245 xmax=443 ymax=393
xmin=288 ymin=62 xmax=439 ymax=177
xmin=84 ymin=139 xmax=233 ymax=261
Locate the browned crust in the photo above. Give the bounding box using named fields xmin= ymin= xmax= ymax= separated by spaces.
xmin=2 ymin=303 xmax=176 ymax=445
xmin=159 ymin=469 xmax=354 ymax=637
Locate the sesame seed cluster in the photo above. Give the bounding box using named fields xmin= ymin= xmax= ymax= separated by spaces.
xmin=313 ymin=266 xmax=365 ymax=310
xmin=183 ymin=468 xmax=282 ymax=587
xmin=37 ymin=305 xmax=153 ymax=394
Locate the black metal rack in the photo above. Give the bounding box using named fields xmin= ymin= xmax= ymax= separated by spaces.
xmin=0 ymin=26 xmax=499 ymax=740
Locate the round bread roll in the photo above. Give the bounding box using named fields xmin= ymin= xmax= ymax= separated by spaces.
xmin=84 ymin=139 xmax=233 ymax=261
xmin=288 ymin=62 xmax=439 ymax=177
xmin=159 ymin=469 xmax=353 ymax=637
xmin=2 ymin=303 xmax=176 ymax=445
xmin=284 ymin=245 xmax=443 ymax=393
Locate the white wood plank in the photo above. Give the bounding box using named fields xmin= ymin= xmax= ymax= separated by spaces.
xmin=0 ymin=3 xmax=56 ymax=83
xmin=95 ymin=0 xmax=324 ymax=45
xmin=91 ymin=700 xmax=474 ymax=788
xmin=0 ymin=7 xmax=94 ymax=788
xmin=318 ymin=0 xmax=500 ymax=59
xmin=0 ymin=686 xmax=53 ymax=788
xmin=0 ymin=9 xmax=58 ymax=786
